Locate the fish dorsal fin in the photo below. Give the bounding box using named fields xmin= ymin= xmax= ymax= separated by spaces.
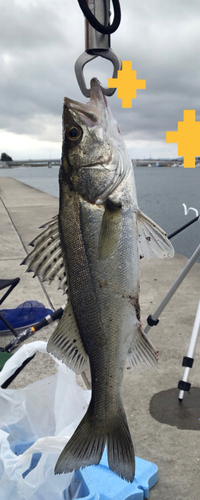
xmin=136 ymin=209 xmax=174 ymax=259
xmin=21 ymin=216 xmax=67 ymax=293
xmin=127 ymin=325 xmax=158 ymax=370
xmin=47 ymin=301 xmax=89 ymax=375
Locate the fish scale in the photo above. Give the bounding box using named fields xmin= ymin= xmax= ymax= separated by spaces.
xmin=54 ymin=170 xmax=138 ymax=480
xmin=59 ymin=189 xmax=107 ymax=356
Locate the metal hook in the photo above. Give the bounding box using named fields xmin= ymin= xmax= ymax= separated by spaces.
xmin=75 ymin=49 xmax=121 ymax=97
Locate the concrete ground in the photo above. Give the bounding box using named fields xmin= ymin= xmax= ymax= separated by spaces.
xmin=0 ymin=177 xmax=199 ymax=499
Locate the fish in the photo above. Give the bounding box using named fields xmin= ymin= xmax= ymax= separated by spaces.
xmin=21 ymin=78 xmax=174 ymax=482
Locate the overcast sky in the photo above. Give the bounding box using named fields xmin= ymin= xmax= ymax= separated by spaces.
xmin=1 ymin=0 xmax=200 ymax=160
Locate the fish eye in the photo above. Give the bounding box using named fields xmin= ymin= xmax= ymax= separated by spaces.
xmin=66 ymin=126 xmax=81 ymax=140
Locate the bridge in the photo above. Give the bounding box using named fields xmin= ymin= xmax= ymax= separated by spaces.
xmin=1 ymin=158 xmax=184 ymax=169
xmin=132 ymin=158 xmax=182 ymax=167
xmin=1 ymin=159 xmax=61 ymax=168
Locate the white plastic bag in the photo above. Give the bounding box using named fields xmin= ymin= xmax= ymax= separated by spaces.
xmin=0 ymin=341 xmax=91 ymax=500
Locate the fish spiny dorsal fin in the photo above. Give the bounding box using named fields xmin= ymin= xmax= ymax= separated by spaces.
xmin=47 ymin=301 xmax=89 ymax=374
xmin=21 ymin=215 xmax=68 ymax=294
xmin=136 ymin=209 xmax=174 ymax=259
xmin=29 ymin=217 xmax=59 ymax=247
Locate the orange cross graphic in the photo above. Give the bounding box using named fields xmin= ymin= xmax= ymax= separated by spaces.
xmin=166 ymin=110 xmax=200 ymax=168
xmin=108 ymin=61 xmax=146 ymax=108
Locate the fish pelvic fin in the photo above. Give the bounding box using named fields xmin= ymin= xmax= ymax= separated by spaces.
xmin=21 ymin=215 xmax=68 ymax=293
xmin=47 ymin=301 xmax=88 ymax=375
xmin=55 ymin=404 xmax=135 ymax=482
xmin=136 ymin=209 xmax=174 ymax=259
xmin=127 ymin=325 xmax=158 ymax=370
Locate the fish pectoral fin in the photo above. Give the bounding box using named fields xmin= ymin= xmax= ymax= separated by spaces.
xmin=21 ymin=216 xmax=68 ymax=293
xmin=47 ymin=301 xmax=89 ymax=375
xmin=136 ymin=209 xmax=174 ymax=259
xmin=98 ymin=201 xmax=122 ymax=259
xmin=127 ymin=325 xmax=158 ymax=370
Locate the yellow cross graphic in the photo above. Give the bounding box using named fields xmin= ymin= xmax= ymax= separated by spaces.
xmin=108 ymin=61 xmax=146 ymax=108
xmin=166 ymin=110 xmax=200 ymax=168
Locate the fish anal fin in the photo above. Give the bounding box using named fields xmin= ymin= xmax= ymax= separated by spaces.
xmin=136 ymin=209 xmax=174 ymax=259
xmin=47 ymin=301 xmax=88 ymax=375
xmin=127 ymin=325 xmax=158 ymax=370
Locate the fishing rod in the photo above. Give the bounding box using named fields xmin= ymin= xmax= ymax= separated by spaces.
xmin=0 ymin=305 xmax=91 ymax=390
xmin=145 ymin=243 xmax=200 ymax=332
xmin=145 ymin=205 xmax=200 ymax=330
xmin=0 ymin=306 xmax=65 ymax=389
xmin=1 ymin=305 xmax=66 ymax=353
xmin=168 ymin=215 xmax=199 ymax=240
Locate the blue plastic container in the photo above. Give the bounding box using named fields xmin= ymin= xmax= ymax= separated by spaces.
xmin=64 ymin=449 xmax=158 ymax=500
xmin=14 ymin=443 xmax=158 ymax=499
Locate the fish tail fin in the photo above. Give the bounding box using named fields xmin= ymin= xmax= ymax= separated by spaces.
xmin=55 ymin=405 xmax=135 ymax=482
xmin=107 ymin=411 xmax=135 ymax=482
xmin=55 ymin=409 xmax=106 ymax=474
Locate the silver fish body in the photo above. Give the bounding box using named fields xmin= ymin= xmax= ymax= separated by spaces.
xmin=22 ymin=78 xmax=174 ymax=482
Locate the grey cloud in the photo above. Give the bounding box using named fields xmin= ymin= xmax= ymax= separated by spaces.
xmin=1 ymin=0 xmax=200 ymax=153
xmin=0 ymin=0 xmax=84 ymax=139
xmin=1 ymin=0 xmax=66 ymax=51
xmin=109 ymin=0 xmax=200 ymax=141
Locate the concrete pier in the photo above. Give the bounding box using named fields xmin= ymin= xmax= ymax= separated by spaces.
xmin=0 ymin=177 xmax=199 ymax=498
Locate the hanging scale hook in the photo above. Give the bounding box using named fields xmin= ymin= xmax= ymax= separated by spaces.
xmin=75 ymin=0 xmax=122 ymax=97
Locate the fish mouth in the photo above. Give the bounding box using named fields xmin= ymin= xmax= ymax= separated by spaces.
xmin=64 ymin=79 xmax=107 ymax=126
xmin=64 ymin=97 xmax=98 ymax=126
xmin=90 ymin=78 xmax=108 ymax=106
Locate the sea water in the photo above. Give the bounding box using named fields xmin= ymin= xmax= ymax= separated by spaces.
xmin=0 ymin=166 xmax=199 ymax=261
